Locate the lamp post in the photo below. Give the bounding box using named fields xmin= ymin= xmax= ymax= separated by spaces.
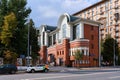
xmin=113 ymin=1 xmax=119 ymax=66
xmin=113 ymin=40 xmax=116 ymax=67
xmin=27 ymin=19 xmax=30 ymax=66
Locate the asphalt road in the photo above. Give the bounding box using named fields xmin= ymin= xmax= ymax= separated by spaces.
xmin=0 ymin=67 xmax=120 ymax=80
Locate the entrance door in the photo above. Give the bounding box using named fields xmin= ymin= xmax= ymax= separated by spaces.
xmin=59 ymin=58 xmax=63 ymax=66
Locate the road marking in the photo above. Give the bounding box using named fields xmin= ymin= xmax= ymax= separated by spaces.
xmin=21 ymin=71 xmax=118 ymax=80
xmin=109 ymin=76 xmax=120 ymax=79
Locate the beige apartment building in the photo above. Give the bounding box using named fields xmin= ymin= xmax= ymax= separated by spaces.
xmin=73 ymin=0 xmax=120 ymax=46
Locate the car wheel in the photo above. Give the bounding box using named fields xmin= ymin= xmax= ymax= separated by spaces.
xmin=31 ymin=69 xmax=35 ymax=73
xmin=44 ymin=69 xmax=48 ymax=73
xmin=10 ymin=70 xmax=16 ymax=74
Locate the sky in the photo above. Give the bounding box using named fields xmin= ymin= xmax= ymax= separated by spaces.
xmin=27 ymin=0 xmax=101 ymax=27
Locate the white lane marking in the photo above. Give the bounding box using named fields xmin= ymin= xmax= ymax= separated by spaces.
xmin=109 ymin=76 xmax=120 ymax=79
xmin=21 ymin=71 xmax=118 ymax=80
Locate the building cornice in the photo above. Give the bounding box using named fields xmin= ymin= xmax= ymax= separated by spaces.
xmin=70 ymin=38 xmax=89 ymax=43
xmin=69 ymin=18 xmax=102 ymax=26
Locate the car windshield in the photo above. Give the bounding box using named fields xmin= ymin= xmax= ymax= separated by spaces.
xmin=36 ymin=64 xmax=45 ymax=67
xmin=39 ymin=64 xmax=45 ymax=66
xmin=0 ymin=65 xmax=5 ymax=68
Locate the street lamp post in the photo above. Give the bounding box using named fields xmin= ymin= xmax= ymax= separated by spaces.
xmin=113 ymin=40 xmax=116 ymax=67
xmin=27 ymin=19 xmax=30 ymax=66
xmin=113 ymin=1 xmax=117 ymax=67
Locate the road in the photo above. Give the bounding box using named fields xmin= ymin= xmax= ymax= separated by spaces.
xmin=0 ymin=67 xmax=120 ymax=80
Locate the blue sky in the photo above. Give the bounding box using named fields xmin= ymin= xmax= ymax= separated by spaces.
xmin=27 ymin=0 xmax=101 ymax=27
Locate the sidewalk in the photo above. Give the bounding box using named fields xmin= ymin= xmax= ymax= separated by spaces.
xmin=49 ymin=66 xmax=120 ymax=72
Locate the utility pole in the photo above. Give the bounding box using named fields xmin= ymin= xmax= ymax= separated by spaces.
xmin=27 ymin=19 xmax=30 ymax=66
xmin=113 ymin=0 xmax=119 ymax=67
xmin=113 ymin=39 xmax=116 ymax=67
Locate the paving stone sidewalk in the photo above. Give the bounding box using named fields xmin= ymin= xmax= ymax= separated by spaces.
xmin=49 ymin=66 xmax=120 ymax=72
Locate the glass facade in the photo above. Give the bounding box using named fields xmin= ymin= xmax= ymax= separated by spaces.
xmin=62 ymin=24 xmax=66 ymax=38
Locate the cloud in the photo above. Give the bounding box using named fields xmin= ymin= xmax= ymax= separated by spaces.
xmin=27 ymin=0 xmax=101 ymax=27
xmin=37 ymin=6 xmax=60 ymax=18
xmin=61 ymin=0 xmax=91 ymax=14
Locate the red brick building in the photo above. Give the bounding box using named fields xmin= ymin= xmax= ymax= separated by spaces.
xmin=38 ymin=13 xmax=101 ymax=67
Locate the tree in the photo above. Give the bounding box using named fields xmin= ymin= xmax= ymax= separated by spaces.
xmin=0 ymin=0 xmax=8 ymax=56
xmin=7 ymin=0 xmax=31 ymax=55
xmin=0 ymin=12 xmax=18 ymax=64
xmin=3 ymin=50 xmax=18 ymax=64
xmin=74 ymin=50 xmax=83 ymax=67
xmin=101 ymin=36 xmax=119 ymax=65
xmin=0 ymin=0 xmax=31 ymax=57
xmin=0 ymin=0 xmax=8 ymax=27
xmin=29 ymin=19 xmax=39 ymax=65
xmin=1 ymin=12 xmax=17 ymax=47
xmin=118 ymin=48 xmax=120 ymax=65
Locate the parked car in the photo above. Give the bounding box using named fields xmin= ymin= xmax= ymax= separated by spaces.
xmin=26 ymin=64 xmax=49 ymax=73
xmin=0 ymin=64 xmax=18 ymax=74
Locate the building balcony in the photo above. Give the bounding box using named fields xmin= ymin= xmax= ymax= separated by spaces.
xmin=100 ymin=28 xmax=104 ymax=31
xmin=115 ymin=29 xmax=119 ymax=32
xmin=114 ymin=13 xmax=119 ymax=22
xmin=115 ymin=36 xmax=119 ymax=38
xmin=115 ymin=23 xmax=119 ymax=26
xmin=115 ymin=34 xmax=119 ymax=38
xmin=100 ymin=12 xmax=104 ymax=15
xmin=114 ymin=6 xmax=119 ymax=9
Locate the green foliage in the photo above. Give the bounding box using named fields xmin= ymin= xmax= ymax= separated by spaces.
xmin=7 ymin=0 xmax=31 ymax=55
xmin=0 ymin=0 xmax=31 ymax=57
xmin=74 ymin=49 xmax=83 ymax=67
xmin=0 ymin=0 xmax=8 ymax=27
xmin=29 ymin=19 xmax=39 ymax=62
xmin=3 ymin=50 xmax=18 ymax=64
xmin=1 ymin=12 xmax=17 ymax=47
xmin=101 ymin=36 xmax=119 ymax=65
xmin=74 ymin=50 xmax=83 ymax=60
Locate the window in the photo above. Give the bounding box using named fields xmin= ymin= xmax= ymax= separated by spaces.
xmin=92 ymin=9 xmax=94 ymax=16
xmin=57 ymin=51 xmax=59 ymax=55
xmin=110 ymin=16 xmax=112 ymax=20
xmin=110 ymin=28 xmax=112 ymax=31
xmin=110 ymin=5 xmax=112 ymax=9
xmin=105 ymin=2 xmax=109 ymax=11
xmin=81 ymin=50 xmax=84 ymax=55
xmin=62 ymin=24 xmax=66 ymax=38
xmin=76 ymin=25 xmax=80 ymax=38
xmin=96 ymin=6 xmax=99 ymax=14
xmin=110 ymin=11 xmax=112 ymax=15
xmin=91 ymin=35 xmax=94 ymax=40
xmin=62 ymin=51 xmax=64 ymax=55
xmin=110 ymin=0 xmax=112 ymax=4
xmin=91 ymin=44 xmax=94 ymax=49
xmin=73 ymin=24 xmax=80 ymax=40
xmin=84 ymin=12 xmax=86 ymax=18
xmin=110 ymin=22 xmax=113 ymax=25
xmin=48 ymin=36 xmax=52 ymax=46
xmin=43 ymin=32 xmax=45 ymax=45
xmin=53 ymin=34 xmax=56 ymax=45
xmin=73 ymin=25 xmax=77 ymax=40
xmin=79 ymin=14 xmax=82 ymax=17
xmin=91 ymin=26 xmax=94 ymax=30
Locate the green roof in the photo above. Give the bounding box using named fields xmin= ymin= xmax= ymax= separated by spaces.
xmin=69 ymin=15 xmax=79 ymax=22
xmin=45 ymin=25 xmax=57 ymax=31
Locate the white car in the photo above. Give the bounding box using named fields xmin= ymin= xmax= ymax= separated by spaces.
xmin=26 ymin=64 xmax=49 ymax=73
